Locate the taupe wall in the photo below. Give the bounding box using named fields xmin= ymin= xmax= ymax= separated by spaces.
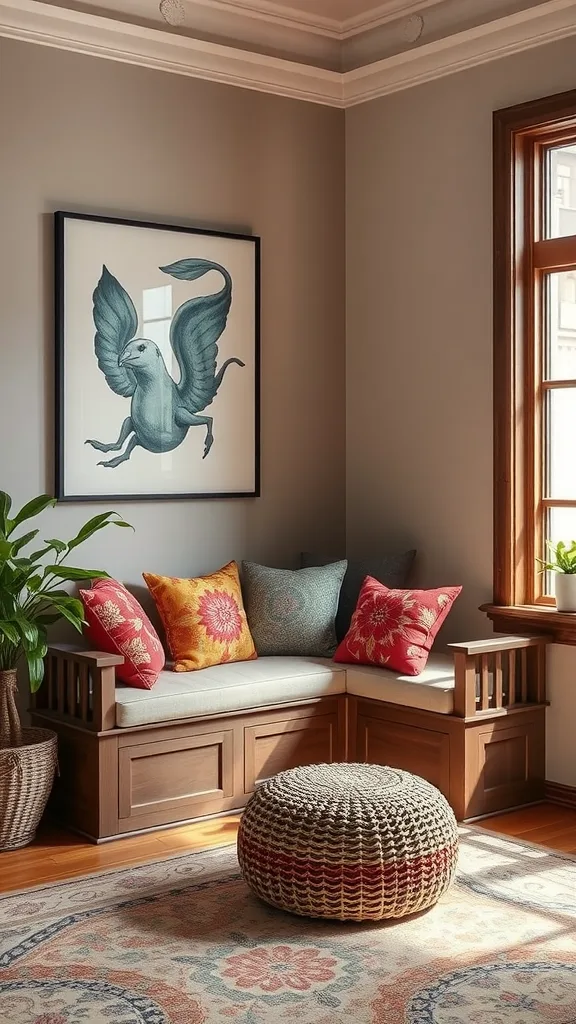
xmin=3 ymin=32 xmax=576 ymax=784
xmin=0 ymin=39 xmax=346 ymax=598
xmin=346 ymin=36 xmax=576 ymax=785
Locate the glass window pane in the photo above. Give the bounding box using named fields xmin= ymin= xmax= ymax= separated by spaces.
xmin=546 ymin=144 xmax=576 ymax=238
xmin=545 ymin=389 xmax=576 ymax=498
xmin=544 ymin=507 xmax=576 ymax=595
xmin=544 ymin=272 xmax=576 ymax=380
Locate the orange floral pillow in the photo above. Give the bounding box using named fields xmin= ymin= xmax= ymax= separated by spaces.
xmin=143 ymin=561 xmax=257 ymax=672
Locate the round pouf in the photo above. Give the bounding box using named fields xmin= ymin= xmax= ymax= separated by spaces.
xmin=237 ymin=763 xmax=459 ymax=921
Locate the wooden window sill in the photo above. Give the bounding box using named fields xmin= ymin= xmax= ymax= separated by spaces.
xmin=481 ymin=603 xmax=576 ymax=645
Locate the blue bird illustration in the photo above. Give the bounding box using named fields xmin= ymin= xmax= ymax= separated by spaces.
xmin=85 ymin=258 xmax=244 ymax=467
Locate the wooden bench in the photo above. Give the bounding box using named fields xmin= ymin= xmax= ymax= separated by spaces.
xmin=31 ymin=635 xmax=547 ymax=842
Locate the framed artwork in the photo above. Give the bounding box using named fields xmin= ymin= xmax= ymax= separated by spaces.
xmin=55 ymin=211 xmax=260 ymax=501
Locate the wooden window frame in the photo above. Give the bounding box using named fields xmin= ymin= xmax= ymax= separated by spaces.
xmin=484 ymin=89 xmax=576 ymax=644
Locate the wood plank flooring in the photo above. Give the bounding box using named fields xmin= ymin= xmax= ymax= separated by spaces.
xmin=1 ymin=803 xmax=576 ymax=892
xmin=0 ymin=814 xmax=241 ymax=892
xmin=477 ymin=802 xmax=576 ymax=851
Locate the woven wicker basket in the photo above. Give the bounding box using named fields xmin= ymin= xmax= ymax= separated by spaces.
xmin=0 ymin=670 xmax=58 ymax=851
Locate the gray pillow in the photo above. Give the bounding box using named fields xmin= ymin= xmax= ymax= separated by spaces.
xmin=241 ymin=560 xmax=347 ymax=657
xmin=301 ymin=550 xmax=416 ymax=643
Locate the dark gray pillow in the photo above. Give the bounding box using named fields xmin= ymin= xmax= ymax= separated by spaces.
xmin=241 ymin=560 xmax=347 ymax=657
xmin=300 ymin=550 xmax=416 ymax=643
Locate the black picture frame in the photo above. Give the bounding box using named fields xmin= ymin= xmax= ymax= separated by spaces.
xmin=55 ymin=211 xmax=261 ymax=502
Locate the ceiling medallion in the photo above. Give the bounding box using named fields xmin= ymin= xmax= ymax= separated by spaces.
xmin=159 ymin=0 xmax=185 ymax=27
xmin=402 ymin=14 xmax=424 ymax=43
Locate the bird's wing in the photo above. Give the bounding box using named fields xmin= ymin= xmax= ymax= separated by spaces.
xmin=92 ymin=266 xmax=138 ymax=398
xmin=160 ymin=259 xmax=232 ymax=413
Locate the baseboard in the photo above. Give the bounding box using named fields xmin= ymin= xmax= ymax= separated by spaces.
xmin=545 ymin=780 xmax=576 ymax=809
xmin=463 ymin=800 xmax=546 ymax=824
xmin=47 ymin=806 xmax=243 ymax=844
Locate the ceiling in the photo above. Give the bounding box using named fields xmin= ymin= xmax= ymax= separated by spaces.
xmin=244 ymin=0 xmax=392 ymax=22
xmin=11 ymin=0 xmax=576 ymax=107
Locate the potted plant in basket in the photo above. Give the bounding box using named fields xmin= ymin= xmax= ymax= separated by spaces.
xmin=0 ymin=491 xmax=131 ymax=850
xmin=537 ymin=539 xmax=576 ymax=612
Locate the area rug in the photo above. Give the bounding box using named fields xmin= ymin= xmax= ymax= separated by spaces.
xmin=1 ymin=826 xmax=576 ymax=1023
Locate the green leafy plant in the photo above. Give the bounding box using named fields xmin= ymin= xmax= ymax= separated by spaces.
xmin=0 ymin=492 xmax=132 ymax=691
xmin=537 ymin=539 xmax=576 ymax=574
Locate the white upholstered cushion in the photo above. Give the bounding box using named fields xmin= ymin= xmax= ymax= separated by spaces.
xmin=345 ymin=654 xmax=455 ymax=715
xmin=115 ymin=656 xmax=347 ymax=728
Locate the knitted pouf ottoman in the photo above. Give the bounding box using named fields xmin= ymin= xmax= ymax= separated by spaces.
xmin=237 ymin=763 xmax=458 ymax=921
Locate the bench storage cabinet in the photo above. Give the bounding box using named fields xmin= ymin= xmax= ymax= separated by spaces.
xmin=31 ymin=635 xmax=547 ymax=841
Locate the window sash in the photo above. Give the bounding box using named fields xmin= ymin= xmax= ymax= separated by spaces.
xmin=493 ymin=92 xmax=576 ymax=610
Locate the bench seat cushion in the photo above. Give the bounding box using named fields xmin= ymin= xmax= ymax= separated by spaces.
xmin=345 ymin=654 xmax=455 ymax=714
xmin=115 ymin=656 xmax=347 ymax=728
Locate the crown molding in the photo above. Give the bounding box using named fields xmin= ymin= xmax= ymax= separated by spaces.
xmin=183 ymin=0 xmax=341 ymax=37
xmin=3 ymin=0 xmax=576 ymax=108
xmin=53 ymin=0 xmax=342 ymax=69
xmin=183 ymin=0 xmax=449 ymax=40
xmin=344 ymin=0 xmax=576 ymax=105
xmin=0 ymin=0 xmax=344 ymax=105
xmin=339 ymin=0 xmax=442 ymax=38
xmin=181 ymin=0 xmax=437 ymax=39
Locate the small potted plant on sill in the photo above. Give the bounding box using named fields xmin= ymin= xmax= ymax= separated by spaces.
xmin=0 ymin=492 xmax=131 ymax=850
xmin=537 ymin=539 xmax=576 ymax=613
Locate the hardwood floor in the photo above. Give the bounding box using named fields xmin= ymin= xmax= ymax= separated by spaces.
xmin=1 ymin=803 xmax=576 ymax=892
xmin=0 ymin=814 xmax=241 ymax=892
xmin=477 ymin=801 xmax=576 ymax=850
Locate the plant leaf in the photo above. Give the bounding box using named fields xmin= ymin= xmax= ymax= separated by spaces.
xmin=67 ymin=513 xmax=133 ymax=551
xmin=0 ymin=620 xmax=20 ymax=645
xmin=11 ymin=557 xmax=36 ymax=570
xmin=28 ymin=539 xmax=66 ymax=562
xmin=35 ymin=612 xmax=61 ymax=626
xmin=51 ymin=595 xmax=84 ymax=615
xmin=538 ymin=539 xmax=576 ymax=573
xmin=44 ymin=566 xmax=109 ymax=582
xmin=10 ymin=529 xmax=40 ymax=555
xmin=0 ymin=492 xmax=12 ymax=535
xmin=27 ymin=653 xmax=45 ymax=693
xmin=7 ymin=495 xmax=56 ymax=536
xmin=14 ymin=616 xmax=39 ymax=648
xmin=48 ymin=595 xmax=85 ymax=627
xmin=43 ymin=538 xmax=68 ymax=555
xmin=0 ymin=538 xmax=13 ymax=560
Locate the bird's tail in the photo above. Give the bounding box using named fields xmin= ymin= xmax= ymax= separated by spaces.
xmin=214 ymin=357 xmax=245 ymax=392
xmin=159 ymin=258 xmax=231 ymax=297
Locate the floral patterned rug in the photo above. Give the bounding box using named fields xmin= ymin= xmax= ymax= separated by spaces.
xmin=1 ymin=826 xmax=576 ymax=1023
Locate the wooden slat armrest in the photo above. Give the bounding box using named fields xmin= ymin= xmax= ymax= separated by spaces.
xmin=45 ymin=645 xmax=120 ymax=730
xmin=448 ymin=635 xmax=547 ymax=656
xmin=48 ymin=644 xmax=125 ymax=669
xmin=450 ymin=635 xmax=547 ymax=718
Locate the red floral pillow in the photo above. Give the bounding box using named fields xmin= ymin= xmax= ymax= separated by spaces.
xmin=79 ymin=578 xmax=165 ymax=689
xmin=333 ymin=576 xmax=462 ymax=676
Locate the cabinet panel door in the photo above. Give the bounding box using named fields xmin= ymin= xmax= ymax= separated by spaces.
xmin=118 ymin=728 xmax=234 ymax=827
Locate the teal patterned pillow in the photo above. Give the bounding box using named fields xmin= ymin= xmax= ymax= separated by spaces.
xmin=241 ymin=560 xmax=347 ymax=657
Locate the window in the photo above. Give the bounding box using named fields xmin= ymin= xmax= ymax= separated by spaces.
xmin=556 ymin=163 xmax=571 ymax=207
xmin=489 ymin=90 xmax=576 ymax=642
